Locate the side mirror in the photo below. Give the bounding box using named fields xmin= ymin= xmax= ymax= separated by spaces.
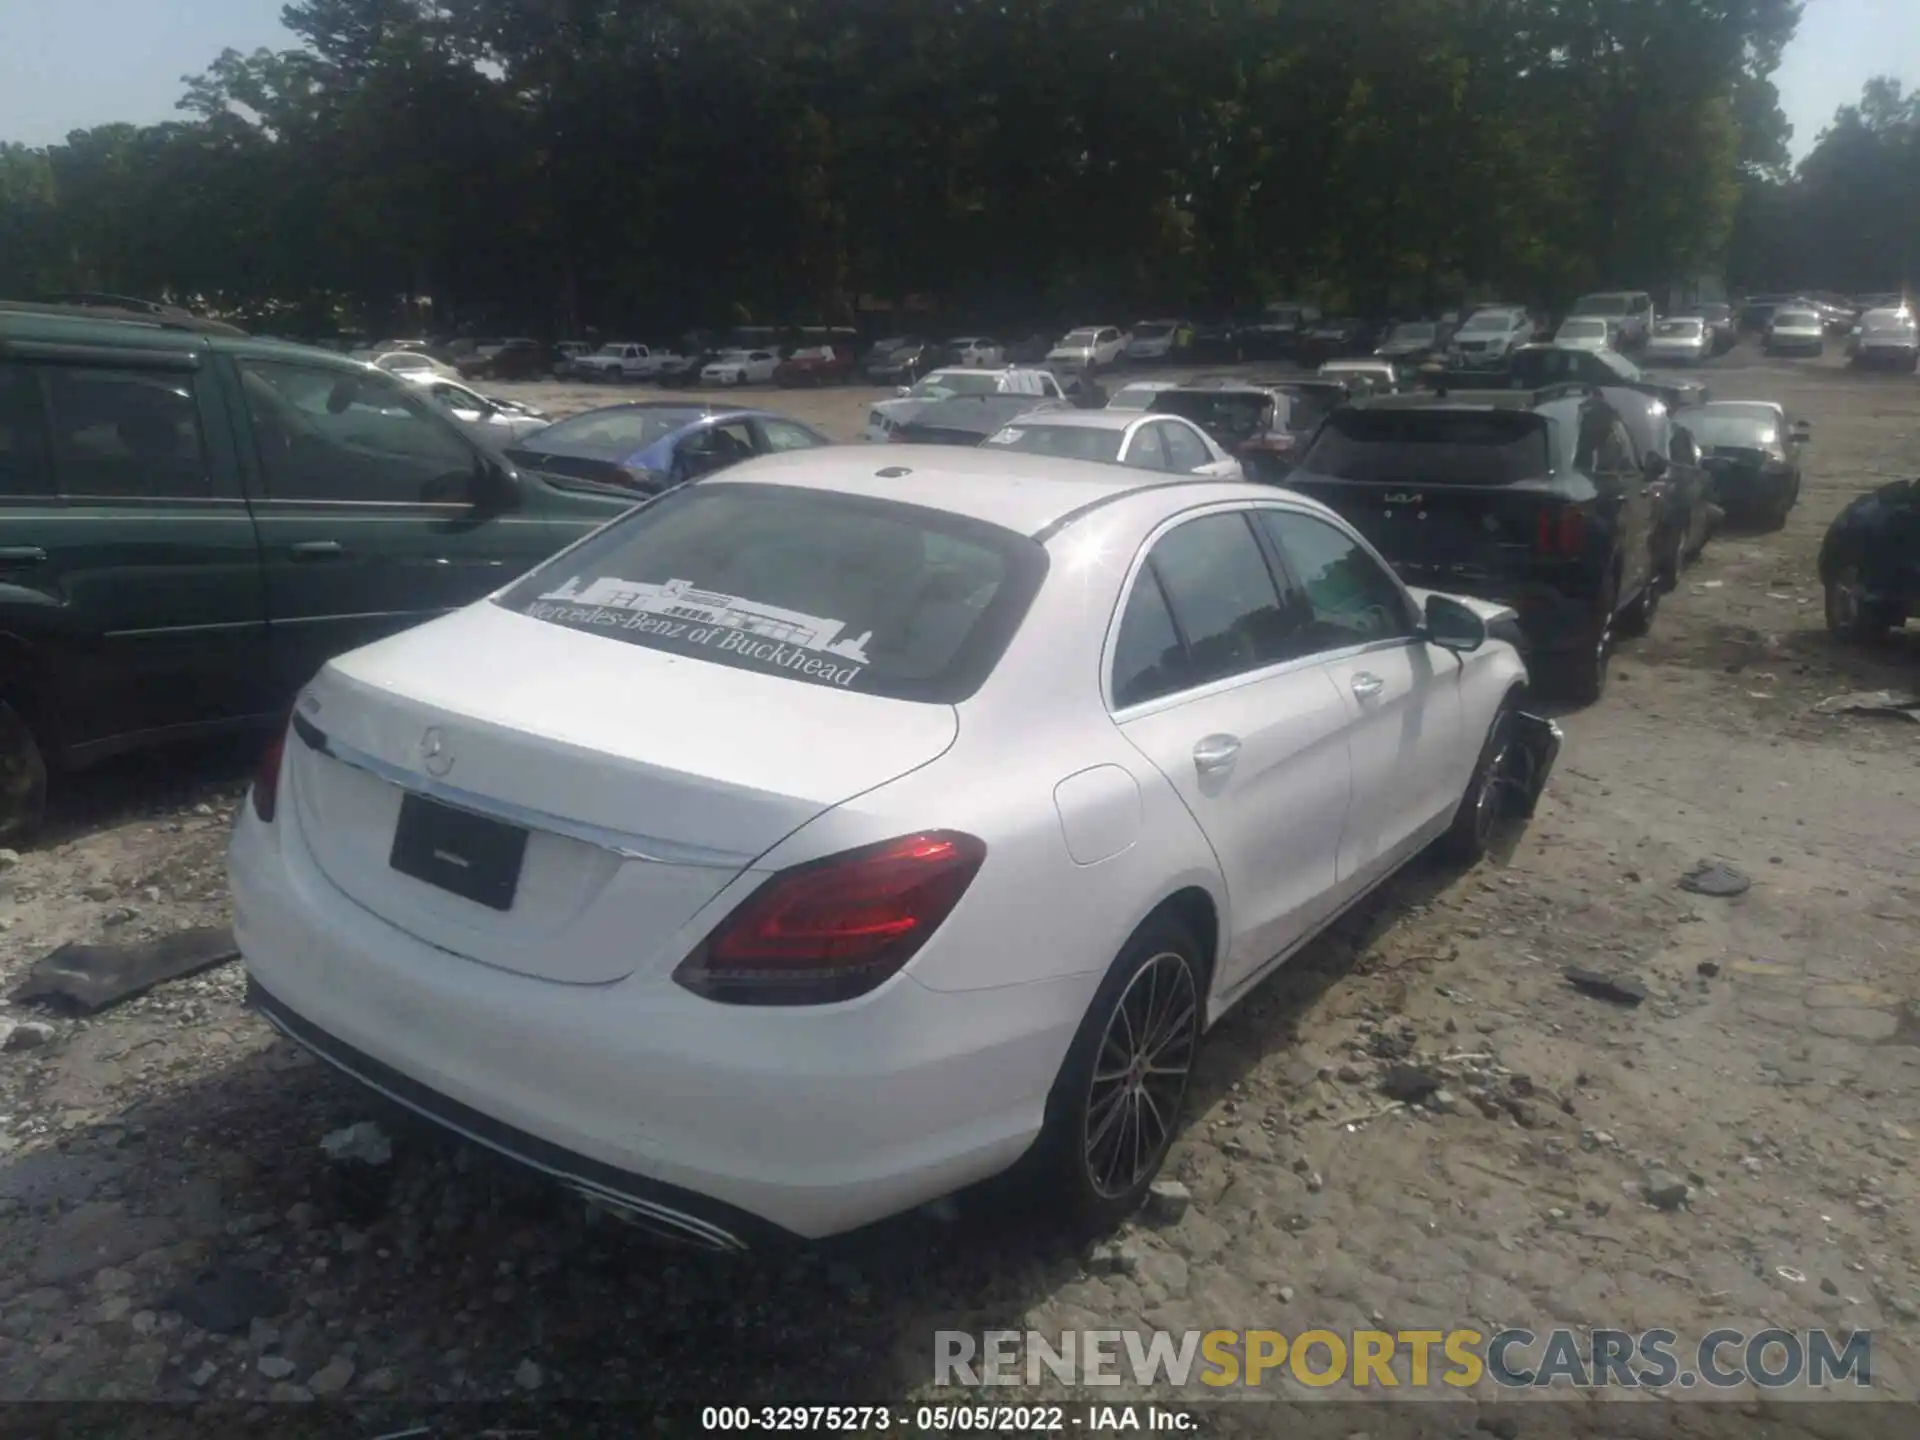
xmin=896 ymin=385 xmax=911 ymax=398
xmin=471 ymin=458 xmax=520 ymax=513
xmin=1423 ymin=594 xmax=1487 ymax=653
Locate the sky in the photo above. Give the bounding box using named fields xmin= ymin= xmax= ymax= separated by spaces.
xmin=0 ymin=1 xmax=1915 ymax=162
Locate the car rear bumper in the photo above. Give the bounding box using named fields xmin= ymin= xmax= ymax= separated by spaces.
xmin=230 ymin=807 xmax=1087 ymax=1243
xmin=1707 ymin=465 xmax=1794 ymax=511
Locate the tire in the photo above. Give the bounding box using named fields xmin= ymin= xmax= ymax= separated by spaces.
xmin=1033 ymin=912 xmax=1204 ymax=1232
xmin=1435 ymin=698 xmax=1519 ymax=866
xmin=0 ymin=698 xmax=48 ymax=846
xmin=1617 ymin=573 xmax=1659 ymax=638
xmin=1826 ymin=563 xmax=1895 ymax=642
xmin=1532 ymin=577 xmax=1615 ymax=707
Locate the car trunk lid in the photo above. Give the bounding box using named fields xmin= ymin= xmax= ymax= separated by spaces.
xmin=285 ymin=604 xmax=958 ymax=985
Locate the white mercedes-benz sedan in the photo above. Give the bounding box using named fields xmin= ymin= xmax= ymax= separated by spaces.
xmin=232 ymin=447 xmax=1555 ymax=1248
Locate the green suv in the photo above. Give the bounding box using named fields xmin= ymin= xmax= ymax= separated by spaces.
xmin=0 ymin=304 xmax=640 ymax=839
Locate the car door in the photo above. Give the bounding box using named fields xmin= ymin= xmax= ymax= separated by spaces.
xmin=1107 ymin=509 xmax=1354 ymax=992
xmin=1254 ymin=508 xmax=1465 ymax=894
xmin=227 ymin=355 xmax=530 ymax=699
xmin=0 ymin=354 xmax=272 ymax=756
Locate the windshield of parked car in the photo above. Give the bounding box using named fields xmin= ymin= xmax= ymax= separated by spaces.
xmin=1132 ymin=322 xmax=1174 ymax=339
xmin=379 ymin=352 xmax=436 ymax=370
xmin=1557 ymin=319 xmax=1608 ymax=339
xmin=522 ymin=407 xmax=707 ymax=454
xmin=909 ymin=371 xmax=1002 ymax=399
xmin=1775 ymin=309 xmax=1818 ymax=328
xmin=1655 ymin=319 xmax=1703 ymax=337
xmin=1460 ymin=311 xmax=1516 ymax=333
xmin=1387 ymin=323 xmax=1436 ymax=343
xmin=1108 ymin=386 xmax=1169 ymax=411
xmin=1573 ymin=294 xmax=1632 ymax=316
xmin=1863 ymin=310 xmax=1916 ymax=332
xmin=498 ymin=484 xmax=1044 ymax=703
xmin=1060 ymin=329 xmax=1101 ymax=345
xmin=1301 ymin=409 xmax=1552 ymax=484
xmin=983 ymin=422 xmax=1125 ymax=462
xmin=1689 ymin=410 xmax=1783 ymax=449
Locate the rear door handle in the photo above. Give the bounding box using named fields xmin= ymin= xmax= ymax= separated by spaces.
xmin=0 ymin=546 xmax=47 ymax=566
xmin=1192 ymin=734 xmax=1241 ymax=775
xmin=1351 ymin=672 xmax=1385 ymax=701
xmin=290 ymin=540 xmax=346 ymax=561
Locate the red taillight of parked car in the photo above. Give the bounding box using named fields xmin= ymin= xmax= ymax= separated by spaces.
xmin=1536 ymin=506 xmax=1586 ymax=557
xmin=251 ymin=724 xmax=288 ymax=824
xmin=674 ymin=832 xmax=987 ymax=1005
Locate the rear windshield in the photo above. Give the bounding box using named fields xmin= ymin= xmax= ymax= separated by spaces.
xmin=1301 ymin=409 xmax=1552 ymax=485
xmin=1864 ymin=312 xmax=1916 ymax=332
xmin=1460 ymin=311 xmax=1515 ymax=333
xmin=1509 ymin=348 xmax=1641 ymax=387
xmin=525 ymin=407 xmax=705 ymax=454
xmin=909 ymin=372 xmax=1002 ymax=399
xmin=984 ymin=423 xmax=1124 ymax=462
xmin=1107 ymin=386 xmax=1168 ymax=411
xmin=1558 ymin=319 xmax=1608 ymax=336
xmin=1775 ymin=310 xmax=1818 ymax=326
xmin=1573 ymin=295 xmax=1632 ymax=316
xmin=1689 ymin=412 xmax=1780 ymax=449
xmin=1152 ymin=389 xmax=1272 ymax=435
xmin=1655 ymin=319 xmax=1703 ymax=336
xmin=1133 ymin=322 xmax=1174 ymax=338
xmin=497 ymin=483 xmax=1046 ymax=703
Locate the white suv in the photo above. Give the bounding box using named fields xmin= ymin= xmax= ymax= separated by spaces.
xmin=1047 ymin=326 xmax=1128 ymax=371
xmin=1569 ymin=292 xmax=1656 ymax=350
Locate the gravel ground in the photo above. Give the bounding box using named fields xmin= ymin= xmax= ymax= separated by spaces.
xmin=0 ymin=341 xmax=1917 ymax=1433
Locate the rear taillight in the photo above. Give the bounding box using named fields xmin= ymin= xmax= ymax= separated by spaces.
xmin=1536 ymin=506 xmax=1586 ymax=557
xmin=251 ymin=725 xmax=288 ymax=823
xmin=674 ymin=831 xmax=987 ymax=1005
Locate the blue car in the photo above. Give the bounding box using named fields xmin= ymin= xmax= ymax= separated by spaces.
xmin=503 ymin=402 xmax=833 ymax=494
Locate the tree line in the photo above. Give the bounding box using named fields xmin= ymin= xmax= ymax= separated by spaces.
xmin=0 ymin=0 xmax=1862 ymax=341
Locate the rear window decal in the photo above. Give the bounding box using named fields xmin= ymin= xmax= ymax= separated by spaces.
xmin=529 ymin=575 xmax=872 ymax=684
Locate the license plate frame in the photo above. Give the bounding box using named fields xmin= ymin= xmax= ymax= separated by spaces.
xmin=389 ymin=791 xmax=528 ymax=912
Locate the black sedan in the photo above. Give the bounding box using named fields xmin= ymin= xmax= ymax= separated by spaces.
xmin=1687 ymin=401 xmax=1808 ymax=530
xmin=1821 ymin=478 xmax=1920 ymax=640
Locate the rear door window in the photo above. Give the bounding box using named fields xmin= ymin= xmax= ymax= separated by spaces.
xmin=1123 ymin=424 xmax=1168 ymax=471
xmin=499 ymin=483 xmax=1046 ymax=703
xmin=0 ymin=364 xmax=54 ymax=498
xmin=44 ymin=366 xmax=212 ymax=499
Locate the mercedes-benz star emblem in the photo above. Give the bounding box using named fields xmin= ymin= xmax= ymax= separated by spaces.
xmin=419 ymin=727 xmax=455 ymax=778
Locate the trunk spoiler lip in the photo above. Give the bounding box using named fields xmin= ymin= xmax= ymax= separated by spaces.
xmin=288 ymin=710 xmax=751 ymax=870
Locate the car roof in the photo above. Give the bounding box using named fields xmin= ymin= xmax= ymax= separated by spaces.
xmin=0 ymin=307 xmax=386 ymax=372
xmin=699 ymin=443 xmax=1207 ymax=535
xmin=998 ymin=409 xmax=1147 ymax=431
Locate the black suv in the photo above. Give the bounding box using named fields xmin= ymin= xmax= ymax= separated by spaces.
xmin=1282 ymin=385 xmax=1661 ymax=705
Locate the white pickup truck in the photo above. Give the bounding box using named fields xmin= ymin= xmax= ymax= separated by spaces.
xmin=571 ymin=342 xmax=687 ymax=382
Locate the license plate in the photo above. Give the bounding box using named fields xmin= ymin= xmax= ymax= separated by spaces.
xmin=389 ymin=792 xmax=527 ymax=911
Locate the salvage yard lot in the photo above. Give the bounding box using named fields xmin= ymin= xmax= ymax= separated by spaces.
xmin=0 ymin=342 xmax=1917 ymax=1424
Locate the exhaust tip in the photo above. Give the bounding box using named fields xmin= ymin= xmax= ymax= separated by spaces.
xmin=572 ymin=1185 xmax=746 ymax=1252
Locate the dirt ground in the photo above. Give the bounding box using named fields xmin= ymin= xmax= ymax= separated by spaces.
xmin=0 ymin=342 xmax=1917 ymax=1433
